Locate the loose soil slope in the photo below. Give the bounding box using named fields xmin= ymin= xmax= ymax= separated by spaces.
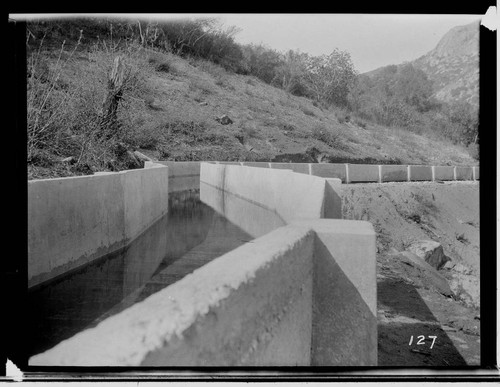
xmin=341 ymin=181 xmax=480 ymax=366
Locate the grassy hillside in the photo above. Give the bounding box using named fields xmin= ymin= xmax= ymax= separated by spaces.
xmin=26 ymin=22 xmax=477 ymax=180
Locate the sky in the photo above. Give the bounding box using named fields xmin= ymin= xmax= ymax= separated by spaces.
xmin=218 ymin=14 xmax=482 ymax=73
xmin=12 ymin=13 xmax=482 ymax=73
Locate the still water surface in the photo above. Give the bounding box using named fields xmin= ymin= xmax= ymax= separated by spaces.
xmin=28 ymin=188 xmax=268 ymax=358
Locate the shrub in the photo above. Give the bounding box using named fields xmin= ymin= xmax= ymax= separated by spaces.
xmin=240 ymin=44 xmax=283 ymax=84
xmin=302 ymin=49 xmax=357 ymax=107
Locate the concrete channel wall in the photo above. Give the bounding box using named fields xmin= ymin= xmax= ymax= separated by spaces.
xmin=31 ymin=219 xmax=376 ymax=366
xmin=200 ymin=163 xmax=340 ymax=222
xmin=30 ymin=163 xmax=375 ymax=366
xmin=147 ymin=161 xmax=478 ymax=187
xmin=29 ymin=160 xmax=474 ymax=366
xmin=28 ymin=166 xmax=169 ymax=289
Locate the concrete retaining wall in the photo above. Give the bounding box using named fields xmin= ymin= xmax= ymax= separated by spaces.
xmin=347 ymin=164 xmax=380 ymax=183
xmin=148 ymin=161 xmax=478 ymax=186
xmin=241 ymin=162 xmax=270 ymax=168
xmin=28 ymin=166 xmax=169 ymax=288
xmin=310 ymin=163 xmax=347 ymax=182
xmin=455 ymin=166 xmax=474 ymax=181
xmin=433 ymin=166 xmax=455 ymax=181
xmin=380 ymin=165 xmax=408 ymax=182
xmin=409 ymin=165 xmax=433 ymax=181
xmin=270 ymin=162 xmax=310 ymax=174
xmin=30 ymin=219 xmax=376 ymax=367
xmin=217 ymin=161 xmax=241 ymax=165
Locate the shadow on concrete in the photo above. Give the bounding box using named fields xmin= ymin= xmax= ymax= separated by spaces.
xmin=378 ymin=277 xmax=467 ymax=366
xmin=323 ymin=181 xmax=342 ymax=219
xmin=311 ymin=238 xmax=377 ymax=366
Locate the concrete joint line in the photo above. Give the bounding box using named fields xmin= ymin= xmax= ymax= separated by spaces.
xmin=431 ymin=166 xmax=435 ymax=182
xmin=453 ymin=166 xmax=457 ymax=180
xmin=308 ymin=163 xmax=312 ymax=175
xmin=407 ymin=165 xmax=411 ymax=182
xmin=377 ymin=165 xmax=382 ymax=183
xmin=472 ymin=167 xmax=476 ymax=181
xmin=345 ymin=164 xmax=350 ymax=184
xmin=267 ymin=163 xmax=272 ymax=168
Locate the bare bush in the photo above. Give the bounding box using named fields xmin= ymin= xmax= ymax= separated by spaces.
xmin=27 ymin=29 xmax=151 ymax=177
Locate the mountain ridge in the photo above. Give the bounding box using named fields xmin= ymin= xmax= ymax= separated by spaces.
xmin=365 ymin=21 xmax=479 ymax=111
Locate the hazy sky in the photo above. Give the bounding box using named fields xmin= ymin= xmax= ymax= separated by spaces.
xmin=219 ymin=14 xmax=482 ymax=73
xmin=13 ymin=13 xmax=482 ymax=73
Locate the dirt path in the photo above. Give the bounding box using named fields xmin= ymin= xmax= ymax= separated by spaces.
xmin=341 ymin=181 xmax=480 ymax=366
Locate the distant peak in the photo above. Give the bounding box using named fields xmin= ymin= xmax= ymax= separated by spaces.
xmin=432 ymin=21 xmax=480 ymax=57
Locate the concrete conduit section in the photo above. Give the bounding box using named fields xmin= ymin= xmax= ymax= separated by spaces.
xmin=30 ymin=226 xmax=316 ymax=366
xmin=28 ymin=166 xmax=169 ymax=289
xmin=146 ymin=161 xmax=478 ymax=189
xmin=30 ymin=163 xmax=376 ymax=366
xmin=30 ymin=220 xmax=376 ymax=366
xmin=30 ymin=160 xmax=477 ymax=367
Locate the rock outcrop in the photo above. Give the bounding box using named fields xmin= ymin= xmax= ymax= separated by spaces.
xmin=407 ymin=240 xmax=451 ymax=270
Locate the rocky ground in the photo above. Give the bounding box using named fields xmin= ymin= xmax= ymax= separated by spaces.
xmin=341 ymin=181 xmax=480 ymax=366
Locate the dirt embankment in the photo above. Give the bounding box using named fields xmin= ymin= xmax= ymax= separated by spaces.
xmin=341 ymin=181 xmax=480 ymax=366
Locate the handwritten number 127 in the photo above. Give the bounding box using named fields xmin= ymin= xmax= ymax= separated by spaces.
xmin=409 ymin=335 xmax=437 ymax=349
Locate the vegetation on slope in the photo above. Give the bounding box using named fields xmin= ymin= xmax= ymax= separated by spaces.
xmin=25 ymin=17 xmax=478 ymax=180
xmin=351 ymin=64 xmax=479 ymax=150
